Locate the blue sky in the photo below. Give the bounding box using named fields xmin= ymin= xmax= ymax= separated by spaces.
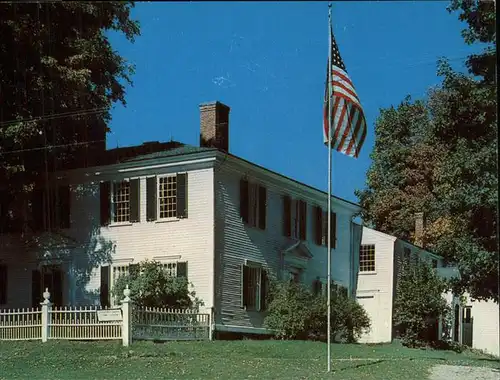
xmin=108 ymin=1 xmax=480 ymax=204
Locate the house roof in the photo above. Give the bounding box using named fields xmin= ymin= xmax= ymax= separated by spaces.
xmin=123 ymin=145 xmax=217 ymax=163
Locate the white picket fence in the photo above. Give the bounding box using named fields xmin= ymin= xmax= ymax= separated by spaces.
xmin=0 ymin=286 xmax=212 ymax=345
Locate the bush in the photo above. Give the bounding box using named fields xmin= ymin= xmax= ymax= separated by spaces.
xmin=112 ymin=260 xmax=203 ymax=309
xmin=264 ymin=280 xmax=370 ymax=342
xmin=393 ymin=259 xmax=450 ymax=347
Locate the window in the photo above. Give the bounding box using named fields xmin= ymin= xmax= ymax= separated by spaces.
xmin=240 ymin=179 xmax=267 ymax=230
xmin=112 ymin=181 xmax=131 ymax=223
xmin=242 ymin=264 xmax=268 ymax=311
xmin=0 ymin=265 xmax=7 ymax=305
xmin=289 ymin=267 xmax=301 ymax=283
xmin=283 ymin=197 xmax=306 ymax=240
xmin=158 ymin=175 xmax=177 ymax=219
xmin=359 ymin=244 xmax=376 ymax=272
xmin=314 ymin=206 xmax=337 ymax=248
xmin=431 ymin=259 xmax=438 ymax=269
xmin=159 ymin=262 xmax=188 ymax=278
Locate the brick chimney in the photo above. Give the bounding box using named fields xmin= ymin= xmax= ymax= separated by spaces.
xmin=199 ymin=101 xmax=230 ymax=152
xmin=414 ymin=212 xmax=425 ymax=248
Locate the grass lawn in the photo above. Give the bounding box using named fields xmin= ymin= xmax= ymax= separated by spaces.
xmin=0 ymin=340 xmax=498 ymax=380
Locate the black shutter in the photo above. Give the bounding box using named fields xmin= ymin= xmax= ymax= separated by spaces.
xmin=331 ymin=212 xmax=337 ymax=249
xmin=52 ymin=269 xmax=63 ymax=307
xmin=31 ymin=270 xmax=41 ymax=308
xmin=283 ymin=195 xmax=291 ymax=237
xmin=258 ymin=186 xmax=267 ymax=230
xmin=176 ymin=173 xmax=188 ymax=218
xmin=242 ymin=265 xmax=249 ymax=308
xmin=240 ymin=178 xmax=249 ymax=224
xmin=260 ymin=269 xmax=268 ymax=310
xmin=146 ymin=176 xmax=157 ymax=221
xmin=130 ymin=179 xmax=140 ymax=223
xmin=299 ymin=201 xmax=307 ymax=240
xmin=312 ymin=279 xmax=322 ymax=296
xmin=314 ymin=206 xmax=323 ymax=245
xmin=100 ymin=265 xmax=111 ymax=308
xmin=99 ymin=181 xmax=111 ymax=226
xmin=176 ymin=262 xmax=188 ymax=278
xmin=58 ymin=185 xmax=71 ymax=229
xmin=0 ymin=265 xmax=7 ymax=305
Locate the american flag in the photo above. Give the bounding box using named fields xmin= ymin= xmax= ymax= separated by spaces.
xmin=323 ymin=27 xmax=367 ymax=158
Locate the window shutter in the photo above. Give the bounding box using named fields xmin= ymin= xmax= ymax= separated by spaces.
xmin=31 ymin=270 xmax=41 ymax=308
xmin=129 ymin=264 xmax=140 ymax=278
xmin=32 ymin=188 xmax=45 ymax=232
xmin=176 ymin=262 xmax=188 ymax=279
xmin=146 ymin=176 xmax=157 ymax=221
xmin=241 ymin=264 xmax=249 ymax=308
xmin=314 ymin=206 xmax=322 ymax=245
xmin=240 ymin=178 xmax=249 ymax=224
xmin=0 ymin=265 xmax=7 ymax=305
xmin=331 ymin=212 xmax=337 ymax=249
xmin=52 ymin=269 xmax=63 ymax=307
xmin=258 ymin=186 xmax=267 ymax=230
xmin=260 ymin=269 xmax=268 ymax=310
xmin=176 ymin=173 xmax=188 ymax=218
xmin=58 ymin=185 xmax=71 ymax=229
xmin=100 ymin=265 xmax=111 ymax=308
xmin=283 ymin=195 xmax=291 ymax=237
xmin=299 ymin=201 xmax=307 ymax=240
xmin=99 ymin=182 xmax=111 ymax=226
xmin=312 ymin=279 xmax=322 ymax=296
xmin=129 ymin=179 xmax=140 ymax=223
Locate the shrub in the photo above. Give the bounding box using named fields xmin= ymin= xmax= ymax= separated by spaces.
xmin=112 ymin=260 xmax=203 ymax=309
xmin=393 ymin=259 xmax=450 ymax=347
xmin=264 ymin=280 xmax=370 ymax=342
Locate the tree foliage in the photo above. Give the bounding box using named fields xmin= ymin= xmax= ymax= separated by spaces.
xmin=393 ymin=260 xmax=450 ymax=348
xmin=356 ymin=0 xmax=497 ymax=301
xmin=0 ymin=2 xmax=139 ymax=234
xmin=112 ymin=260 xmax=203 ymax=309
xmin=264 ymin=280 xmax=370 ymax=342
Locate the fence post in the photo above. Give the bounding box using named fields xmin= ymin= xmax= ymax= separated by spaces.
xmin=209 ymin=307 xmax=214 ymax=341
xmin=40 ymin=288 xmax=51 ymax=343
xmin=121 ymin=284 xmax=132 ymax=347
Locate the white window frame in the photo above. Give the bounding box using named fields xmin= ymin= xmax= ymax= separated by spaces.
xmin=243 ymin=263 xmax=262 ymax=312
xmin=111 ymin=180 xmax=131 ymax=224
xmin=157 ymin=174 xmax=178 ymax=221
xmin=359 ymin=244 xmax=376 ymax=273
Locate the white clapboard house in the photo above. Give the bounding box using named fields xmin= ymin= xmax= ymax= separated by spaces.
xmin=356 ymin=217 xmax=499 ymax=357
xmin=0 ymin=101 xmax=363 ymax=337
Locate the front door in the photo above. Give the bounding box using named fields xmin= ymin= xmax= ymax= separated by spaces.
xmin=32 ymin=265 xmax=64 ymax=307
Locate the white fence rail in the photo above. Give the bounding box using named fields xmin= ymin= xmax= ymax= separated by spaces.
xmin=0 ymin=286 xmax=212 ymax=345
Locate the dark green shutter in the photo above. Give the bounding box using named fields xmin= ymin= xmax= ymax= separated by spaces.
xmin=100 ymin=265 xmax=111 ymax=308
xmin=130 ymin=179 xmax=140 ymax=223
xmin=315 ymin=206 xmax=323 ymax=245
xmin=283 ymin=195 xmax=291 ymax=237
xmin=58 ymin=185 xmax=71 ymax=229
xmin=176 ymin=262 xmax=188 ymax=278
xmin=299 ymin=200 xmax=307 ymax=240
xmin=99 ymin=182 xmax=111 ymax=226
xmin=242 ymin=265 xmax=249 ymax=308
xmin=31 ymin=270 xmax=41 ymax=308
xmin=258 ymin=186 xmax=267 ymax=230
xmin=31 ymin=188 xmax=45 ymax=232
xmin=331 ymin=212 xmax=337 ymax=249
xmin=146 ymin=177 xmax=157 ymax=221
xmin=176 ymin=173 xmax=188 ymax=218
xmin=240 ymin=179 xmax=249 ymax=224
xmin=260 ymin=269 xmax=268 ymax=310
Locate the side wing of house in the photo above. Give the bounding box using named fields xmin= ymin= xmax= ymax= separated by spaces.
xmin=356 ymin=227 xmax=397 ymax=344
xmin=0 ymin=153 xmax=217 ymax=311
xmin=213 ymin=155 xmax=360 ymax=335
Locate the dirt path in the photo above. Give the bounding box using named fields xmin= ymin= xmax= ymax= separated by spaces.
xmin=428 ymin=364 xmax=500 ymax=380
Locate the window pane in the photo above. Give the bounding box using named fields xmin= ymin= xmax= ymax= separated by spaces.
xmin=113 ymin=181 xmax=130 ymax=223
xmin=359 ymin=244 xmax=376 ymax=272
xmin=158 ymin=176 xmax=177 ymax=219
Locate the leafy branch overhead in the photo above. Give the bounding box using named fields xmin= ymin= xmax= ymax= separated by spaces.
xmin=356 ymin=0 xmax=497 ymax=302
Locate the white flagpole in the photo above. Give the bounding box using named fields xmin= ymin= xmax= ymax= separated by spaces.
xmin=326 ymin=2 xmax=333 ymax=373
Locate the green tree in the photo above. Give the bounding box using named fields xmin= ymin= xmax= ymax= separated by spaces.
xmin=393 ymin=260 xmax=450 ymax=347
xmin=0 ymin=2 xmax=139 ymax=234
xmin=356 ymin=0 xmax=497 ymax=302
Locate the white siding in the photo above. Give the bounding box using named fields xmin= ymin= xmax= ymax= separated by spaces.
xmin=214 ymin=162 xmax=358 ymax=333
xmin=465 ymin=295 xmax=499 ymax=357
xmin=356 ymin=227 xmax=396 ymax=343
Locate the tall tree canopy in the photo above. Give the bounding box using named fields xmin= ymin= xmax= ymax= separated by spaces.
xmin=356 ymin=0 xmax=497 ymax=302
xmin=0 ymin=2 xmax=139 ymax=234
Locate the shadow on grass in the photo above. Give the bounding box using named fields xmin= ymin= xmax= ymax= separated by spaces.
xmin=334 ymin=359 xmax=385 ymax=372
